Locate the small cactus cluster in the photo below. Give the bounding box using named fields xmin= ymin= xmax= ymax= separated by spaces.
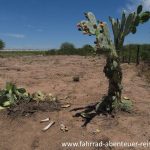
xmin=0 ymin=82 xmax=29 ymax=108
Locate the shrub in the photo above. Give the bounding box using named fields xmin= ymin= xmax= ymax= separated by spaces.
xmin=0 ymin=39 xmax=5 ymax=50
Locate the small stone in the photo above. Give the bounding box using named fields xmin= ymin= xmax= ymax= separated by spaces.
xmin=73 ymin=76 xmax=80 ymax=82
xmin=60 ymin=124 xmax=68 ymax=132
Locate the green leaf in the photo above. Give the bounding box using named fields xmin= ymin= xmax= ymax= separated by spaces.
xmin=6 ymin=93 xmax=15 ymax=104
xmin=137 ymin=5 xmax=143 ymax=14
xmin=6 ymin=82 xmax=13 ymax=91
xmin=6 ymin=82 xmax=16 ymax=93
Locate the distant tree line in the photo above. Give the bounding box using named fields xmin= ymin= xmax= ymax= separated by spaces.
xmin=0 ymin=40 xmax=149 ymax=63
xmin=45 ymin=42 xmax=150 ymax=62
xmin=45 ymin=42 xmax=95 ymax=56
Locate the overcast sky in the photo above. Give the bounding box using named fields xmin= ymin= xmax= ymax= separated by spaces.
xmin=0 ymin=0 xmax=149 ymax=49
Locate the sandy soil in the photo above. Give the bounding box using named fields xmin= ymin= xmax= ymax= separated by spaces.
xmin=0 ymin=55 xmax=149 ymax=150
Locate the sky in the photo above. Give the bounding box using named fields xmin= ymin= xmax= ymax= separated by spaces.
xmin=0 ymin=0 xmax=149 ymax=49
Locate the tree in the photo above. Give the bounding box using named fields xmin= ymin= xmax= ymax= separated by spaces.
xmin=59 ymin=42 xmax=75 ymax=55
xmin=73 ymin=5 xmax=150 ymax=123
xmin=81 ymin=44 xmax=95 ymax=55
xmin=45 ymin=49 xmax=56 ymax=55
xmin=60 ymin=42 xmax=75 ymax=50
xmin=0 ymin=39 xmax=5 ymax=50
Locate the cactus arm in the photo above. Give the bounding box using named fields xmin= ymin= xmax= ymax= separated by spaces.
xmin=79 ymin=20 xmax=96 ymax=35
xmin=108 ymin=5 xmax=150 ymax=52
xmin=139 ymin=11 xmax=150 ymax=23
xmin=109 ymin=17 xmax=119 ymax=42
xmin=123 ymin=13 xmax=135 ymax=36
xmin=120 ymin=11 xmax=126 ymax=33
xmin=86 ymin=12 xmax=97 ymax=25
xmin=77 ymin=12 xmax=116 ymax=54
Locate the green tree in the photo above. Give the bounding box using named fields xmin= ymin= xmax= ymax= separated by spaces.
xmin=60 ymin=42 xmax=75 ymax=50
xmin=0 ymin=39 xmax=5 ymax=50
xmin=59 ymin=42 xmax=75 ymax=55
xmin=81 ymin=44 xmax=94 ymax=55
xmin=45 ymin=49 xmax=56 ymax=55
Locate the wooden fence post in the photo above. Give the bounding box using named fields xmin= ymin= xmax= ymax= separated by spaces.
xmin=136 ymin=45 xmax=140 ymax=65
xmin=128 ymin=48 xmax=131 ymax=64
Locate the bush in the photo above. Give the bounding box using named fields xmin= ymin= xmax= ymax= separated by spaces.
xmin=58 ymin=42 xmax=76 ymax=55
xmin=45 ymin=49 xmax=56 ymax=55
xmin=0 ymin=39 xmax=5 ymax=50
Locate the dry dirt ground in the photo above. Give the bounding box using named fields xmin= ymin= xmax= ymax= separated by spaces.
xmin=0 ymin=55 xmax=149 ymax=150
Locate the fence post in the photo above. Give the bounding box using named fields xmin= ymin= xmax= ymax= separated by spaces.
xmin=136 ymin=45 xmax=140 ymax=65
xmin=128 ymin=48 xmax=131 ymax=64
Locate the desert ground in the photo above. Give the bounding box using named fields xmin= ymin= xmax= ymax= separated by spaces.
xmin=0 ymin=55 xmax=149 ymax=150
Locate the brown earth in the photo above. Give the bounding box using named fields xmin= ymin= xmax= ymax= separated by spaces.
xmin=0 ymin=55 xmax=150 ymax=150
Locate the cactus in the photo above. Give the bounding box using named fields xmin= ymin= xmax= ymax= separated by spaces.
xmin=75 ymin=5 xmax=150 ymax=116
xmin=0 ymin=82 xmax=30 ymax=108
xmin=108 ymin=5 xmax=150 ymax=51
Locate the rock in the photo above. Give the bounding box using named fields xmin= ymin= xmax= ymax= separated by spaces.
xmin=73 ymin=75 xmax=80 ymax=82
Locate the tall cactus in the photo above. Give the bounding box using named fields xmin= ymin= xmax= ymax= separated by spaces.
xmin=76 ymin=5 xmax=150 ymax=114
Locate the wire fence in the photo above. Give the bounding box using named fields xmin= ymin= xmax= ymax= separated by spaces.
xmin=120 ymin=45 xmax=150 ymax=65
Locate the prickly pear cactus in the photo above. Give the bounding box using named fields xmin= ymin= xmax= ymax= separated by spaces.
xmin=77 ymin=5 xmax=150 ymax=113
xmin=77 ymin=12 xmax=116 ymax=53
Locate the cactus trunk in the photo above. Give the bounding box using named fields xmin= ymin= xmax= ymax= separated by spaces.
xmin=95 ymin=50 xmax=123 ymax=113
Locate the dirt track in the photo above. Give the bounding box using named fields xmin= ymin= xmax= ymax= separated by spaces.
xmin=0 ymin=55 xmax=150 ymax=150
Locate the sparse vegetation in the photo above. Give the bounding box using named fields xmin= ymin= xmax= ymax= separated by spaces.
xmin=0 ymin=44 xmax=149 ymax=63
xmin=0 ymin=82 xmax=30 ymax=108
xmin=0 ymin=82 xmax=61 ymax=115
